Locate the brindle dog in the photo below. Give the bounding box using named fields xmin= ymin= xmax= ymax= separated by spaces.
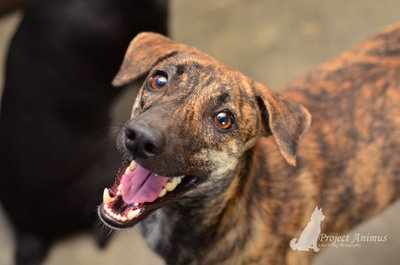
xmin=99 ymin=24 xmax=400 ymax=265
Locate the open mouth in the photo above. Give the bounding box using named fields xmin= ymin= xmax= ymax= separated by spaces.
xmin=99 ymin=160 xmax=201 ymax=229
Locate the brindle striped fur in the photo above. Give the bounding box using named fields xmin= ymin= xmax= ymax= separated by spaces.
xmin=112 ymin=24 xmax=400 ymax=265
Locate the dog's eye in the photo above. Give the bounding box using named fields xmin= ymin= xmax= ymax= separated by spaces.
xmin=213 ymin=111 xmax=233 ymax=130
xmin=150 ymin=75 xmax=168 ymax=90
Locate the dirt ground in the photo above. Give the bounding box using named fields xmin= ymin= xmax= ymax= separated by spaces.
xmin=1 ymin=1 xmax=400 ymax=264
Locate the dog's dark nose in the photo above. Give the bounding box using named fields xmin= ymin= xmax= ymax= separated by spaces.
xmin=125 ymin=123 xmax=165 ymax=159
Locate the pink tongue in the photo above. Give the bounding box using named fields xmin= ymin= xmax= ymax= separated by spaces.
xmin=121 ymin=164 xmax=170 ymax=204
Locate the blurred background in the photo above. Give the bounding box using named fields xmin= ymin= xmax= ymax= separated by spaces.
xmin=0 ymin=0 xmax=400 ymax=264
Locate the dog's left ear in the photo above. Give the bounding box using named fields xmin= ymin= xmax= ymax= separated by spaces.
xmin=254 ymin=82 xmax=311 ymax=166
xmin=112 ymin=32 xmax=186 ymax=87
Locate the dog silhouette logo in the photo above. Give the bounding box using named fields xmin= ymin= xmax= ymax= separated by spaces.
xmin=290 ymin=206 xmax=325 ymax=252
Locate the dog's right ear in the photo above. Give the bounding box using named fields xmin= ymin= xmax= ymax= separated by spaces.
xmin=112 ymin=32 xmax=185 ymax=87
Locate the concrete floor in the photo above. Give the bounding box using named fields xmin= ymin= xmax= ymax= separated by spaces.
xmin=1 ymin=0 xmax=400 ymax=264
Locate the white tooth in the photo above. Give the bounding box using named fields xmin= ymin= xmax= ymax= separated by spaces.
xmin=121 ymin=216 xmax=127 ymax=222
xmin=125 ymin=167 xmax=131 ymax=174
xmin=170 ymin=180 xmax=177 ymax=189
xmin=128 ymin=209 xmax=140 ymax=220
xmin=165 ymin=182 xmax=173 ymax=192
xmin=177 ymin=177 xmax=182 ymax=184
xmin=173 ymin=180 xmax=178 ymax=188
xmin=130 ymin=160 xmax=137 ymax=171
xmin=103 ymin=188 xmax=114 ymax=204
xmin=158 ymin=188 xmax=167 ymax=197
xmin=118 ymin=184 xmax=122 ymax=191
xmin=166 ymin=180 xmax=178 ymax=192
xmin=174 ymin=177 xmax=180 ymax=186
xmin=134 ymin=203 xmax=139 ymax=207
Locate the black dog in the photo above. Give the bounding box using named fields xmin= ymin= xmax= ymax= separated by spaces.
xmin=0 ymin=0 xmax=168 ymax=264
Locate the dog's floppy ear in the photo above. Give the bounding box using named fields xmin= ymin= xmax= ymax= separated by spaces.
xmin=112 ymin=32 xmax=185 ymax=87
xmin=254 ymin=82 xmax=311 ymax=166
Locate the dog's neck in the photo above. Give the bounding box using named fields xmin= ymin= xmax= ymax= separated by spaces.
xmin=139 ymin=142 xmax=294 ymax=265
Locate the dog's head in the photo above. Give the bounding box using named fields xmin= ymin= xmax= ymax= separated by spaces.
xmin=99 ymin=33 xmax=311 ymax=229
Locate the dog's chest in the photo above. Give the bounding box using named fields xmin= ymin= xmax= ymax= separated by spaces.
xmin=139 ymin=207 xmax=207 ymax=265
xmin=139 ymin=209 xmax=172 ymax=251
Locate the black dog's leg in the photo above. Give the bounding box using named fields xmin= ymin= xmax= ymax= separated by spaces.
xmin=15 ymin=232 xmax=50 ymax=265
xmin=91 ymin=224 xmax=114 ymax=249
